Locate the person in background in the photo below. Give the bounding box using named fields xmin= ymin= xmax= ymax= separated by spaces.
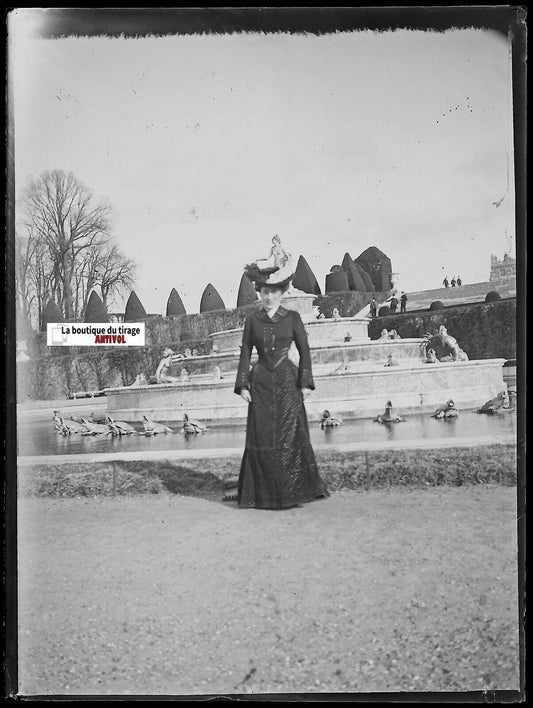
xmin=369 ymin=297 xmax=377 ymax=318
xmin=456 ymin=275 xmax=462 ymax=286
xmin=450 ymin=276 xmax=456 ymax=287
xmin=400 ymin=291 xmax=407 ymax=313
xmin=443 ymin=276 xmax=449 ymax=288
xmin=389 ymin=294 xmax=398 ymax=314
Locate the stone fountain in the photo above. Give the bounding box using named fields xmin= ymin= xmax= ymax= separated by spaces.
xmin=106 ymin=244 xmax=506 ymax=424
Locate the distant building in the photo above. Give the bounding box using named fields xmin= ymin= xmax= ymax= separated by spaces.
xmin=490 ymin=253 xmax=516 ymax=281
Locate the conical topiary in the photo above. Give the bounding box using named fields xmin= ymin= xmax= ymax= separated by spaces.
xmin=84 ymin=290 xmax=109 ymax=323
xmin=354 ymin=246 xmax=392 ymax=291
xmin=342 ymin=253 xmax=366 ymax=292
xmin=41 ymin=299 xmax=64 ymax=331
xmin=325 ymin=270 xmax=349 ymax=293
xmin=166 ymin=288 xmax=187 ymax=316
xmin=124 ymin=291 xmax=147 ymax=322
xmin=292 ymin=255 xmax=321 ymax=295
xmin=200 ymin=284 xmax=226 ymax=313
xmin=236 ymin=273 xmax=258 ymax=307
xmin=354 ymin=263 xmax=375 ymax=292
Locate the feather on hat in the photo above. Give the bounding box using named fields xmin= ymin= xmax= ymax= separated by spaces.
xmin=243 ymin=261 xmax=294 ymax=292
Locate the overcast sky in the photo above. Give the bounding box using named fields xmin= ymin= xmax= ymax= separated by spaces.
xmin=11 ymin=24 xmax=515 ymax=314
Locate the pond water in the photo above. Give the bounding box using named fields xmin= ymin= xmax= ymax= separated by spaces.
xmin=18 ymin=408 xmax=516 ymax=458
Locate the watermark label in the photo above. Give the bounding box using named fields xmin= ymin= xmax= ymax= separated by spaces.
xmin=47 ymin=323 xmax=146 ymax=346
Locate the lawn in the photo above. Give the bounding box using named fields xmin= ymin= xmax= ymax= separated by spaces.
xmin=17 ymin=443 xmax=517 ymax=498
xmin=17 ymin=487 xmax=520 ymax=696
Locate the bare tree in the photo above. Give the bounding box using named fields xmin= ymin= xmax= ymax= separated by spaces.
xmin=15 ymin=228 xmax=54 ymax=331
xmin=72 ymin=240 xmax=136 ymax=313
xmin=96 ymin=244 xmax=136 ymax=311
xmin=17 ymin=170 xmax=136 ymax=324
xmin=72 ymin=244 xmax=101 ymax=317
xmin=14 ymin=231 xmax=36 ymax=330
xmin=20 ymin=170 xmax=112 ymax=319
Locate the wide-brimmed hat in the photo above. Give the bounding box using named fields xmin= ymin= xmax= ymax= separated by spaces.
xmin=244 ymin=262 xmax=293 ymax=293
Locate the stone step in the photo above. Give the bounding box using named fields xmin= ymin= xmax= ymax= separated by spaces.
xmin=167 ymin=339 xmax=428 ymax=378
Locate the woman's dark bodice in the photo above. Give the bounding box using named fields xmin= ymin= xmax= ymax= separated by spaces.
xmin=234 ymin=306 xmax=314 ymax=394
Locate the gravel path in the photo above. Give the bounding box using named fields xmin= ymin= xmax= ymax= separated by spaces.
xmin=18 ymin=488 xmax=520 ymax=696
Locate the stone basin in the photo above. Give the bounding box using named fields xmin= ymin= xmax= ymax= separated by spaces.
xmin=169 ymin=338 xmax=428 ymax=378
xmin=105 ymin=286 xmax=505 ymax=428
xmin=208 ymin=315 xmax=371 ymax=353
xmin=106 ymin=358 xmax=507 ymax=424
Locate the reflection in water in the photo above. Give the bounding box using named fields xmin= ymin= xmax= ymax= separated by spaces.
xmin=378 ymin=421 xmax=395 ymax=440
xmin=18 ymin=409 xmax=516 ymax=458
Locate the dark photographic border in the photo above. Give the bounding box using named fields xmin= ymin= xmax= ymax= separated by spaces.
xmin=4 ymin=6 xmax=526 ymax=702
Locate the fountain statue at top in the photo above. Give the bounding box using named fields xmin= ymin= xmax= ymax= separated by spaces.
xmin=255 ymin=234 xmax=292 ymax=273
xmin=246 ymin=234 xmax=317 ymax=321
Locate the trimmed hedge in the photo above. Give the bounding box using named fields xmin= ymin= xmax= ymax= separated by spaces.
xmin=315 ymin=290 xmax=390 ymax=318
xmin=236 ymin=273 xmax=259 ymax=306
xmin=485 ymin=290 xmax=502 ymax=303
xmin=166 ymin=288 xmax=187 ymax=316
xmin=84 ymin=291 xmax=109 ymax=323
xmin=292 ymin=255 xmax=321 ymax=296
xmin=200 ymin=283 xmax=226 ymax=312
xmin=342 ymin=253 xmax=367 ymax=292
xmin=429 ymin=301 xmax=445 ymax=310
xmin=40 ymin=300 xmax=64 ymax=330
xmin=124 ymin=291 xmax=147 ymax=321
xmin=368 ymin=298 xmax=516 ymax=361
xmin=325 ymin=270 xmax=350 ymax=294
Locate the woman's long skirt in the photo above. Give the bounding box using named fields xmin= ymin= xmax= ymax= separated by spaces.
xmin=237 ymin=360 xmax=329 ymax=509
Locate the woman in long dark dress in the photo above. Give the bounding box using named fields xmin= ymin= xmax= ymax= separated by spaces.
xmin=234 ymin=276 xmax=329 ymax=509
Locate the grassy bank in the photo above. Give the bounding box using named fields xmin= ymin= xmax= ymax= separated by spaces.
xmin=18 ymin=443 xmax=517 ymax=498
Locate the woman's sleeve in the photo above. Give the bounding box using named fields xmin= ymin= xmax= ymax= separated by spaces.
xmin=293 ymin=312 xmax=315 ymax=390
xmin=234 ymin=315 xmax=254 ymax=395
